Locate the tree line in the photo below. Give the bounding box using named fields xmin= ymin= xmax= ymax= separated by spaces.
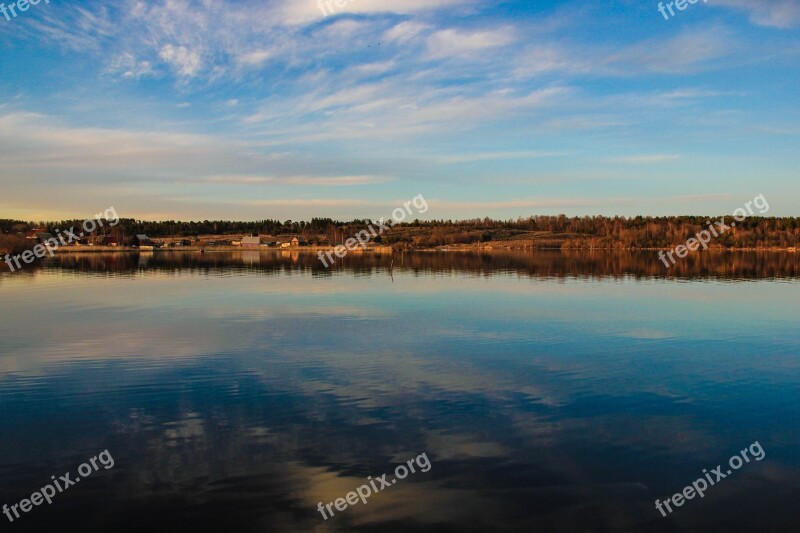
xmin=2 ymin=215 xmax=800 ymax=250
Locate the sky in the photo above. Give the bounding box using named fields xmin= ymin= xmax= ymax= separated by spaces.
xmin=0 ymin=0 xmax=798 ymax=222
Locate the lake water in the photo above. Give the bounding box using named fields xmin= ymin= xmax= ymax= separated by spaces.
xmin=1 ymin=251 xmax=799 ymax=532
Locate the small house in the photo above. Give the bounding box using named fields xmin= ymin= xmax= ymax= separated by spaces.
xmin=135 ymin=234 xmax=158 ymax=248
xmin=277 ymin=234 xmax=309 ymax=247
xmin=26 ymin=228 xmax=46 ymax=240
xmin=241 ymin=236 xmax=261 ymax=248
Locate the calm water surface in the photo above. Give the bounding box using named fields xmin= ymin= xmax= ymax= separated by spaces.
xmin=1 ymin=251 xmax=799 ymax=532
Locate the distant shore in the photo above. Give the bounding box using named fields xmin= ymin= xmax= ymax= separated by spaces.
xmin=48 ymin=245 xmax=396 ymax=254
xmin=47 ymin=243 xmax=800 ymax=254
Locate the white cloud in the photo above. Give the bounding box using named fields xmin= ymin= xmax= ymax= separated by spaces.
xmin=352 ymin=61 xmax=397 ymax=76
xmin=0 ymin=113 xmax=378 ymax=190
xmin=712 ymin=0 xmax=800 ymax=28
xmin=242 ymin=84 xmax=571 ymax=141
xmin=23 ymin=5 xmax=116 ymax=51
xmin=159 ymin=44 xmax=202 ymax=78
xmin=384 ymin=21 xmax=431 ymax=44
xmin=512 ymin=28 xmax=742 ymax=80
xmin=602 ymin=27 xmax=737 ymax=74
xmin=513 ymin=44 xmax=594 ymax=77
xmin=426 ymin=27 xmax=516 ymax=59
xmin=279 ymin=0 xmax=481 ymax=25
xmin=107 ymin=53 xmax=156 ymax=79
xmin=237 ymin=50 xmax=274 ymax=67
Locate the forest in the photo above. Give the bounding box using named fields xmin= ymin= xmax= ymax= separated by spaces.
xmin=2 ymin=215 xmax=800 ymax=252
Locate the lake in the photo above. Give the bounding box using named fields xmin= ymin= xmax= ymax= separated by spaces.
xmin=1 ymin=250 xmax=799 ymax=532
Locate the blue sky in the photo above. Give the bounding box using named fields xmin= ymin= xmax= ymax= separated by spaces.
xmin=0 ymin=0 xmax=798 ymax=221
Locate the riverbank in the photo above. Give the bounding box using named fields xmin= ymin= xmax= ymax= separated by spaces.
xmin=42 ymin=244 xmax=800 ymax=254
xmin=49 ymin=245 xmax=396 ymax=254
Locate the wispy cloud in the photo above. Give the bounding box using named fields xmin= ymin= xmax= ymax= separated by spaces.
xmin=194 ymin=175 xmax=386 ymax=186
xmin=384 ymin=21 xmax=431 ymax=44
xmin=426 ymin=27 xmax=517 ymax=59
xmin=712 ymin=0 xmax=800 ymax=28
xmin=280 ymin=0 xmax=481 ymax=25
xmin=602 ymin=27 xmax=739 ymax=74
xmin=226 ymin=198 xmax=376 ymax=208
xmin=430 ymin=198 xmax=637 ymax=210
xmin=159 ymin=44 xmax=202 ymax=78
xmin=437 ymin=151 xmax=566 ymax=163
xmin=606 ymin=155 xmax=680 ymax=165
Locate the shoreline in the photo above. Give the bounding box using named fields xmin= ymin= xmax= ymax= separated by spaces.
xmin=44 ymin=245 xmax=800 ymax=254
xmin=48 ymin=245 xmax=396 ymax=254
